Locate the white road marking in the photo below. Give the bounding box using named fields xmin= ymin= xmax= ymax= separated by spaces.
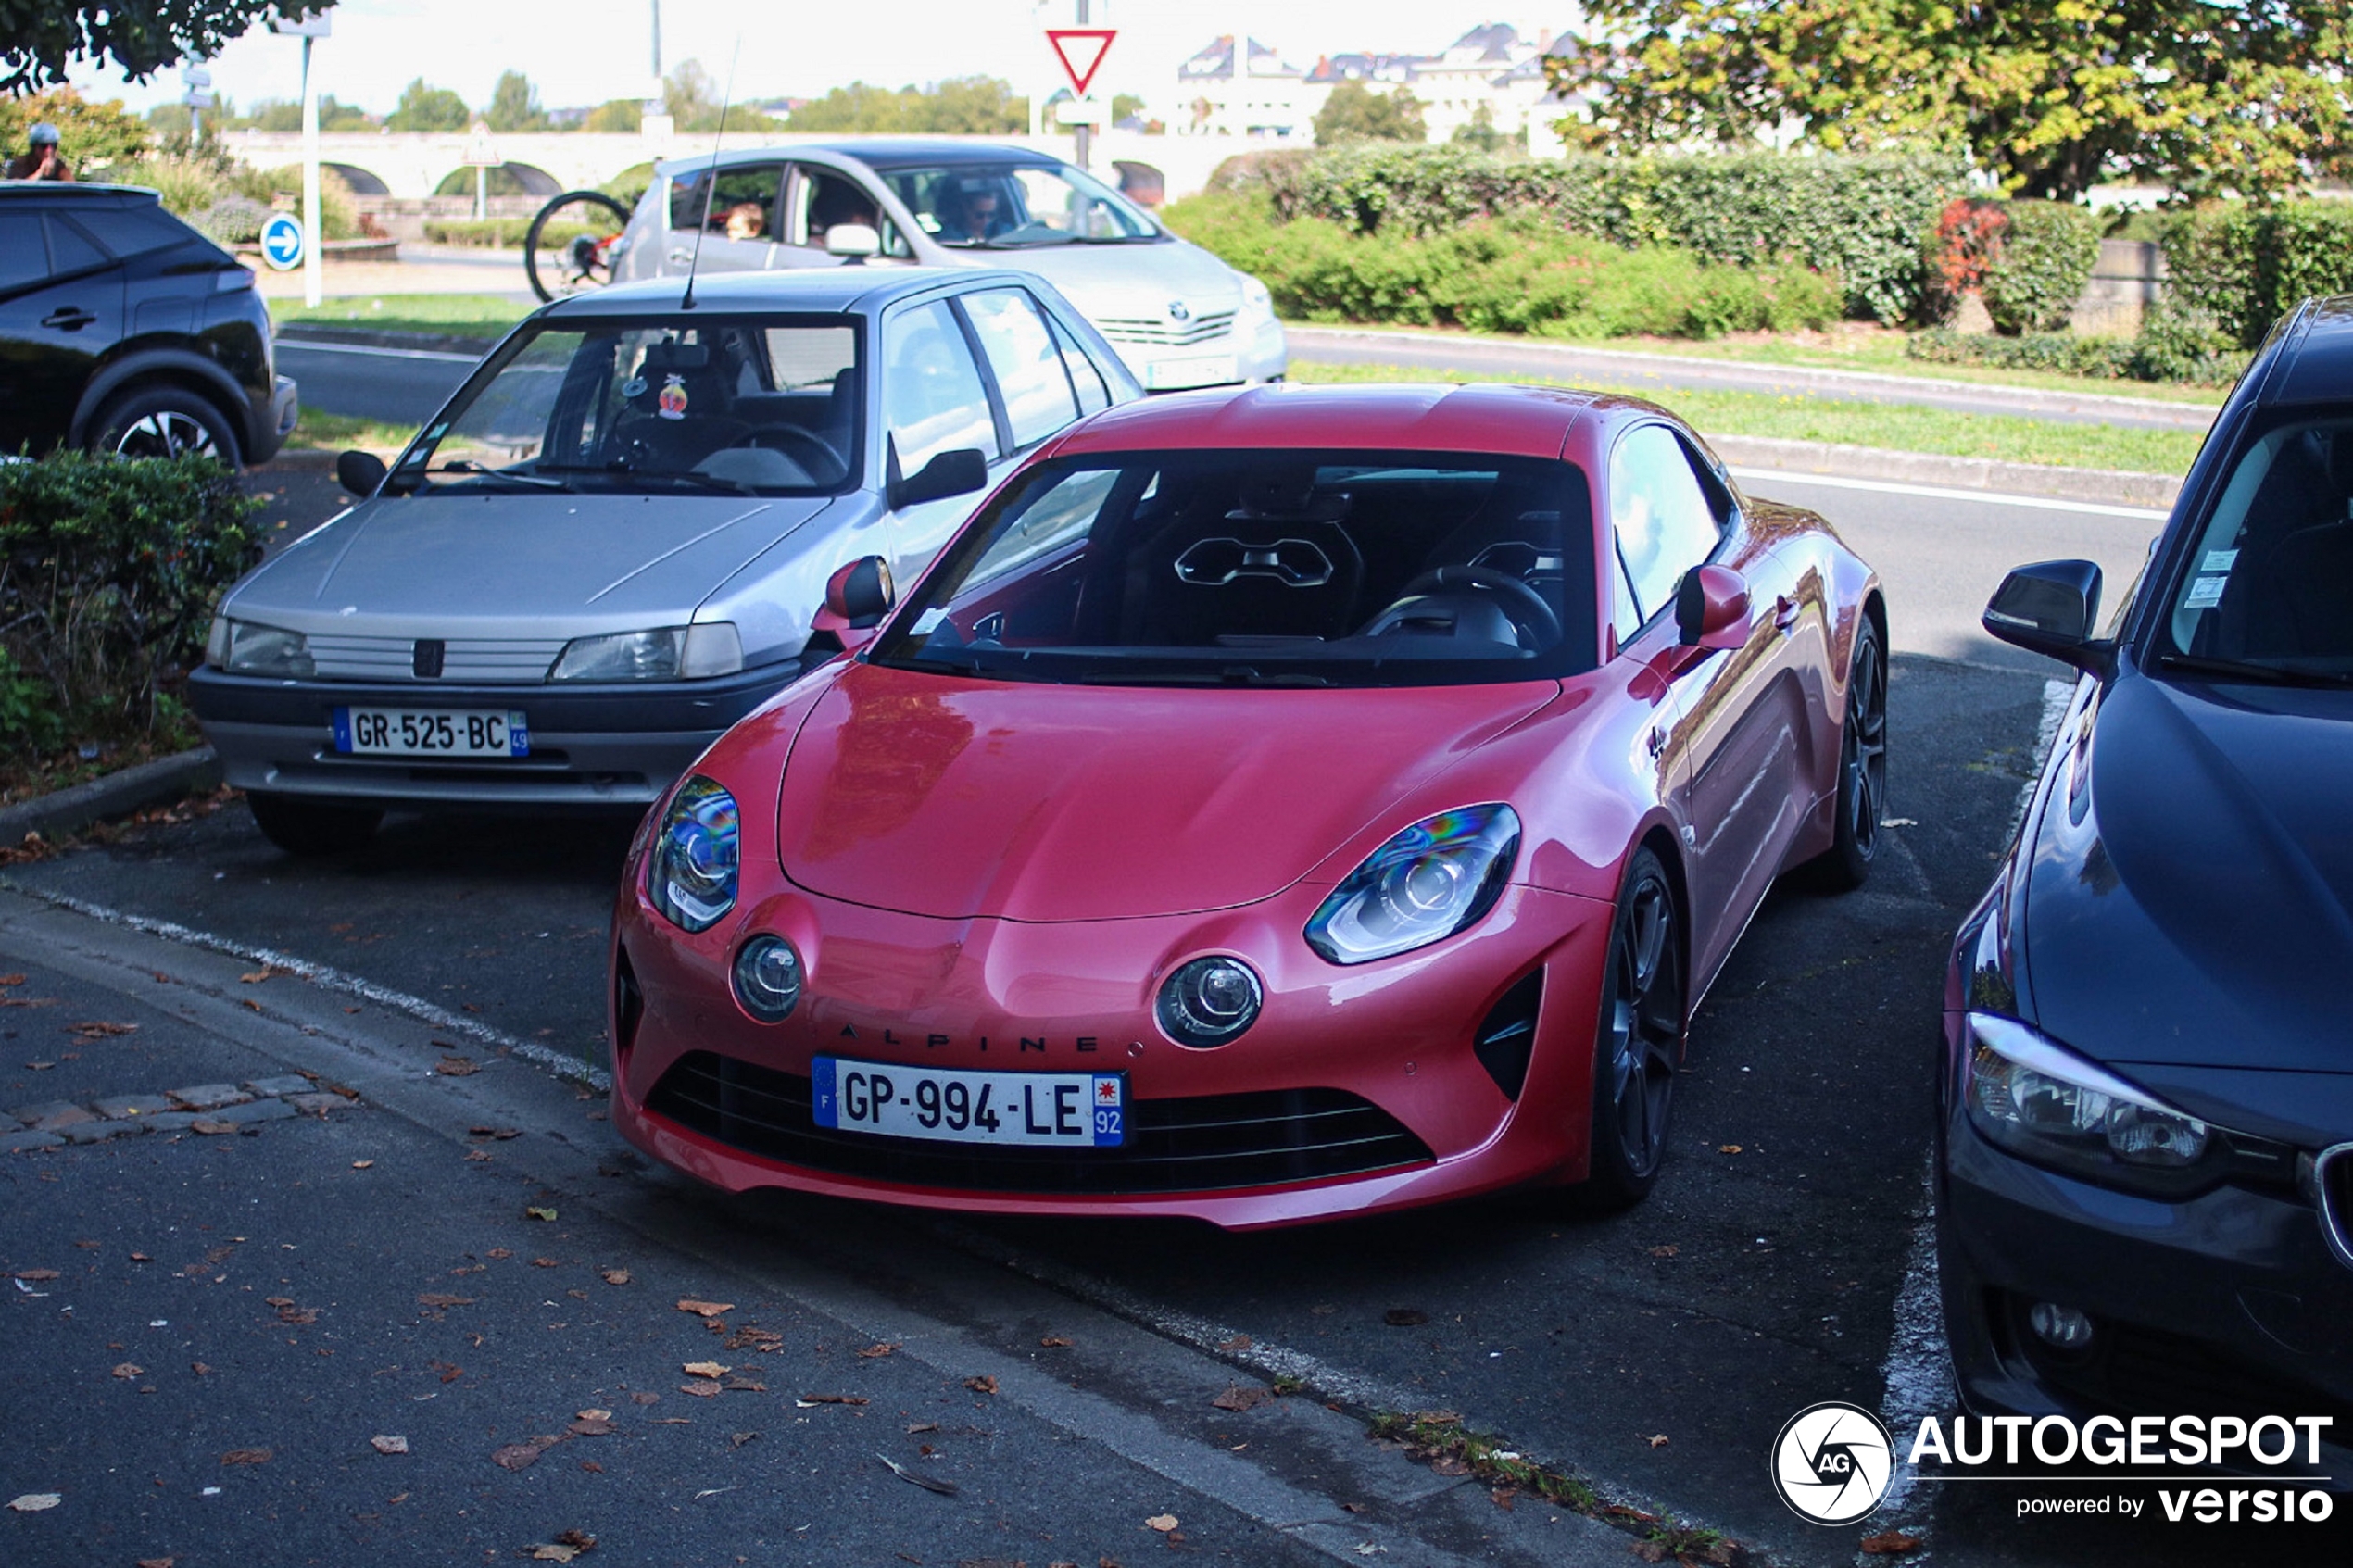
xmin=1728 ymin=466 xmax=2170 ymax=521
xmin=1876 ymin=673 xmax=2073 ymax=1520
xmin=276 ymin=338 xmax=486 ymax=364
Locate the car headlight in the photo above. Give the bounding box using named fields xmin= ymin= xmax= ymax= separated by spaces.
xmin=1239 ymin=275 xmax=1275 ymax=320
xmin=208 ymin=617 xmax=313 ymax=678
xmin=551 ymin=623 xmax=742 ymax=682
xmin=648 ymin=776 xmax=739 ymax=932
xmin=1963 ymin=1013 xmax=2224 ymax=1196
xmin=732 ymin=934 xmax=804 ymax=1022
xmin=1305 ymin=804 xmax=1521 ymax=965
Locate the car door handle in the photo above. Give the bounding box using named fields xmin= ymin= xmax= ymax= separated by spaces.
xmin=42 ymin=307 xmax=97 ymax=331
xmin=668 ymin=247 xmax=695 ymax=265
xmin=1773 ymin=595 xmax=1800 ymax=633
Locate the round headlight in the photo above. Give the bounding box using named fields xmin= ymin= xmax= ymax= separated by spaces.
xmin=731 ymin=935 xmax=803 ymax=1022
xmin=1155 ymin=956 xmax=1263 ymax=1047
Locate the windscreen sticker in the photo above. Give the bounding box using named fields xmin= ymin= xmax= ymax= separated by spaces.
xmin=657 ymin=374 xmax=688 ymax=420
xmin=2201 ymin=549 xmax=2239 ymax=572
xmin=2184 ymin=574 xmax=2228 ymax=609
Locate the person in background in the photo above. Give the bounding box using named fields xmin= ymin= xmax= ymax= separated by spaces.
xmin=722 ymin=200 xmax=766 ymax=241
xmin=4 ymin=122 xmax=73 ymax=182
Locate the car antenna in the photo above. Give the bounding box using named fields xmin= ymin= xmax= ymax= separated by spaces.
xmin=678 ymin=37 xmax=742 ymax=312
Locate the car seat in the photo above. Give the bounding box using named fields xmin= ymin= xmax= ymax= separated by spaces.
xmin=1118 ymin=462 xmax=1365 ymax=646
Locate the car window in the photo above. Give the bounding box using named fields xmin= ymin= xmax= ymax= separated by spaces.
xmin=44 ymin=215 xmax=108 ymax=274
xmin=876 ymin=161 xmax=1159 ymax=248
xmin=1047 ymin=313 xmax=1111 ymax=415
xmin=962 ymin=288 xmax=1078 ymax=450
xmin=0 ymin=220 xmax=44 ymax=289
xmin=1610 ymin=424 xmax=1723 ymax=623
xmin=669 ymin=164 xmax=784 ymax=240
xmin=787 ymin=165 xmax=893 ymax=251
xmin=883 ymin=299 xmax=997 ymax=475
xmin=2164 ymin=411 xmax=2353 ymax=671
xmin=63 ymin=206 xmax=192 ymax=258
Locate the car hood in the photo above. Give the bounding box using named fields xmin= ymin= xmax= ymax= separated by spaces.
xmin=2024 ymin=671 xmax=2353 ymax=1077
xmin=226 ymin=493 xmax=837 ymax=638
xmin=978 ymin=236 xmax=1243 ymax=315
xmin=774 ymin=661 xmax=1553 ymax=922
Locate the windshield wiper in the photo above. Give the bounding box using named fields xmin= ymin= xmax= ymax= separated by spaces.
xmin=609 ymin=468 xmax=758 ymax=496
xmin=2154 ymin=652 xmax=2353 ymax=687
xmin=422 ymin=461 xmax=570 ymax=492
xmin=1076 ymin=667 xmax=1335 ymax=687
xmin=886 ymin=652 xmax=990 ymax=677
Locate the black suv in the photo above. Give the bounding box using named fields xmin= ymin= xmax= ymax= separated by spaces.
xmin=1 ymin=183 xmax=296 ymax=464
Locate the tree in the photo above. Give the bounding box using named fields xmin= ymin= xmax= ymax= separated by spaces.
xmin=1 ymin=1 xmax=333 ymax=95
xmin=1450 ymin=101 xmax=1506 ymax=151
xmin=581 ymin=98 xmax=641 ymax=133
xmin=661 ymin=59 xmax=784 ymax=132
xmin=0 ymin=85 xmax=148 ymax=170
xmin=1312 ymin=80 xmax=1426 ymax=144
xmin=786 ymin=77 xmax=1024 ymax=135
xmin=1547 ymin=0 xmax=2353 ymax=201
xmin=1113 ymin=93 xmax=1145 ymax=125
xmin=384 ymin=76 xmax=469 ymax=132
xmin=484 ymin=69 xmax=546 ymax=133
xmin=247 ymin=93 xmax=370 ymax=131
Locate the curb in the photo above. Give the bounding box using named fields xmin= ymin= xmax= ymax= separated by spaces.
xmin=275 ymin=324 xmax=500 ymax=356
xmin=1705 ymin=433 xmax=2181 ymax=510
xmin=0 ymin=747 xmax=223 ymax=850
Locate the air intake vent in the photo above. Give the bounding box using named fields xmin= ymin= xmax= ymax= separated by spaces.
xmin=1473 ymin=971 xmax=1542 ymax=1100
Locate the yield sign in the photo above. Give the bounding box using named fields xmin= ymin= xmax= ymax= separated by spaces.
xmin=1045 ymin=29 xmax=1115 ymax=96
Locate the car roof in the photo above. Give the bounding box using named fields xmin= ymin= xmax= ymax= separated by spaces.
xmin=0 ymin=182 xmax=163 ymax=204
xmin=2266 ymin=295 xmax=2353 ymax=407
xmin=1050 ymin=383 xmax=1638 ymax=459
xmin=661 ymin=138 xmax=1064 ymax=176
xmin=539 ymin=265 xmax=1032 ymax=321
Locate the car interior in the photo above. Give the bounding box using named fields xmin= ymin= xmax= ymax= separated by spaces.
xmin=580 ymin=326 xmax=858 ymax=490
xmin=2172 ymin=418 xmax=2353 ymax=666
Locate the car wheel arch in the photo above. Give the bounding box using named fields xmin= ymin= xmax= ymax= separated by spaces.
xmin=71 ymin=350 xmax=258 ymax=454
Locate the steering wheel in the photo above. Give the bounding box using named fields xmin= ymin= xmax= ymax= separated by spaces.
xmin=1375 ymin=564 xmax=1562 ymax=648
xmin=736 ymin=426 xmax=846 ymax=484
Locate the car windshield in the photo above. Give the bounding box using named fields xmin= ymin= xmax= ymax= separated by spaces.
xmin=396 ymin=315 xmax=862 ymax=497
xmin=871 ymin=448 xmax=1597 ymax=687
xmin=877 ymin=161 xmax=1161 ymax=248
xmin=2159 ymin=409 xmax=2353 ymax=683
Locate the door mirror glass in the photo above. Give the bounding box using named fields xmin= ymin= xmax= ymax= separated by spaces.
xmin=335 ymin=448 xmax=388 ymax=497
xmin=1984 ymin=559 xmax=2104 ymax=665
xmin=824 ymin=555 xmax=895 ymax=628
xmin=889 ymin=445 xmax=988 ymax=511
xmin=824 ymin=223 xmax=880 ymax=260
xmin=1675 ymin=563 xmax=1751 ymax=650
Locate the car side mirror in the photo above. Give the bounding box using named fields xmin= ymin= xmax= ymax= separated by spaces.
xmin=823 ymin=555 xmax=895 ymax=630
xmin=1675 ymin=564 xmax=1751 ymax=651
xmin=887 ymin=446 xmax=988 ymax=512
xmin=1984 ymin=559 xmax=2110 ymax=671
xmin=336 ymin=448 xmax=388 ymax=497
xmin=824 ymin=223 xmax=881 ymax=263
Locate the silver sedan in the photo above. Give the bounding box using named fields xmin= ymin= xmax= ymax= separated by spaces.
xmin=190 ymin=267 xmax=1139 ymax=854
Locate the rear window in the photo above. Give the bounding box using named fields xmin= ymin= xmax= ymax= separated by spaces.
xmin=68 ymin=205 xmax=201 ymax=258
xmin=0 ymin=220 xmax=43 ymax=290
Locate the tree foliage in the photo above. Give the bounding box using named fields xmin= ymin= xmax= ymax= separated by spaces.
xmin=1312 ymin=80 xmax=1426 ymax=145
xmin=581 ymin=98 xmax=641 ymax=133
xmin=385 ymin=76 xmax=469 ymax=132
xmin=1548 ymin=0 xmax=2353 ymax=201
xmin=245 ymin=93 xmax=371 ymax=131
xmin=659 ymin=60 xmax=786 ymax=132
xmin=785 ymin=76 xmax=1026 ymax=135
xmin=1 ymin=1 xmax=333 ymax=95
xmin=485 ymin=69 xmax=546 ymax=133
xmin=0 ymin=86 xmax=148 ymax=172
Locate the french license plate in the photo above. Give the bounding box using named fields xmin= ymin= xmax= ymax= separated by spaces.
xmin=812 ymin=1057 xmax=1125 ymax=1148
xmin=332 ymin=707 xmax=530 ymax=759
xmin=1144 ymin=355 xmax=1239 ymax=391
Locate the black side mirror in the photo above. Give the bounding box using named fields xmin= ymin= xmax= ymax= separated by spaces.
xmin=888 ymin=445 xmax=988 ymax=512
xmin=824 ymin=555 xmax=895 ymax=628
xmin=335 ymin=448 xmax=388 ymax=497
xmin=1983 ymin=559 xmax=2109 ymax=671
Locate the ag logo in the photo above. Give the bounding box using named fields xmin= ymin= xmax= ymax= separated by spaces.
xmin=1770 ymin=1401 xmax=1893 ymax=1524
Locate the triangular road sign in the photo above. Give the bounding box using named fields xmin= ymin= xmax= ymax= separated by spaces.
xmin=1045 ymin=29 xmax=1116 ymax=96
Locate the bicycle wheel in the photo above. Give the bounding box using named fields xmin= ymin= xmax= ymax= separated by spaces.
xmin=524 ymin=189 xmax=633 ymax=303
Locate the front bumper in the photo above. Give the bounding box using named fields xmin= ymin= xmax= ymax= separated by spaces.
xmin=610 ymin=869 xmax=1613 ymax=1229
xmin=190 ymin=660 xmax=807 ymax=809
xmin=1113 ymin=314 xmax=1289 ymax=393
xmin=250 ymin=373 xmax=298 ymax=465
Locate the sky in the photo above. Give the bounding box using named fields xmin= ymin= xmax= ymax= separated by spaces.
xmin=65 ymin=1 xmax=1577 ymax=119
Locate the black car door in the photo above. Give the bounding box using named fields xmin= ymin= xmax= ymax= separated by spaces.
xmin=0 ymin=211 xmax=123 ymax=453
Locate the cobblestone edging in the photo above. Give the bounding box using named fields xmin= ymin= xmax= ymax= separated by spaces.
xmin=2 ymin=1074 xmax=352 ymax=1154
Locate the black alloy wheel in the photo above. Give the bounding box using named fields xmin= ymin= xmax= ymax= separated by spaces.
xmin=1812 ymin=615 xmax=1887 ymax=890
xmin=1579 ymin=846 xmax=1683 ymax=1209
xmin=93 ymin=384 xmax=241 ymax=465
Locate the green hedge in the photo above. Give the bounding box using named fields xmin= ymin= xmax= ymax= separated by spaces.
xmin=1905 ymin=303 xmax=2249 ymax=387
xmin=1169 ymin=194 xmax=1843 ymax=339
xmin=1213 ymin=144 xmax=1965 ymax=324
xmin=0 ymin=452 xmax=260 ymax=752
xmin=1982 ymin=200 xmax=2103 ymax=335
xmin=2164 ymin=202 xmax=2353 ymax=349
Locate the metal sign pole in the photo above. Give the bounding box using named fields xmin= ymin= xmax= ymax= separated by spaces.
xmin=1073 ymin=0 xmax=1091 ymax=170
xmin=300 ymin=36 xmax=322 ymax=307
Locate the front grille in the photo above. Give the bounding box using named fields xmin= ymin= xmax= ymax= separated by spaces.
xmin=1091 ymin=311 xmax=1238 ymax=348
xmin=644 ymin=1050 xmax=1434 ymax=1195
xmin=2010 ymin=1295 xmax=2353 ymax=1430
xmin=307 ymin=633 xmax=567 ymax=683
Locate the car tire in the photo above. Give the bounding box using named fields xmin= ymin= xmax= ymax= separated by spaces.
xmin=1573 ymin=846 xmax=1684 ymax=1210
xmin=247 ymin=792 xmax=382 ymax=856
xmin=89 ymin=383 xmax=244 ymax=466
xmin=1807 ymin=614 xmax=1887 ymax=892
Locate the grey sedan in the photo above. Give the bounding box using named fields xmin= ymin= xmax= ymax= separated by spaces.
xmin=189 ymin=267 xmax=1139 ymax=854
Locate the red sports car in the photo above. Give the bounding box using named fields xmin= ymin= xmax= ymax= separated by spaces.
xmin=607 ymin=384 xmax=1885 ymax=1227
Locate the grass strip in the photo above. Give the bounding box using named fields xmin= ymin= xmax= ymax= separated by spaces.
xmin=1291 ymin=360 xmax=2203 ymax=475
xmin=271 ymin=293 xmax=528 ymax=341
xmin=283 ymin=408 xmax=417 ymax=455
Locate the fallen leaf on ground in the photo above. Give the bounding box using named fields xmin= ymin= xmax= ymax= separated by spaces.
xmin=1382 ymin=1308 xmax=1428 ymax=1327
xmin=683 ymin=1361 xmax=729 ymax=1378
xmin=417 ymin=1293 xmax=474 ymax=1310
xmin=876 ymin=1452 xmax=958 ymax=1496
xmin=1429 ymin=1457 xmax=1472 ymax=1477
xmin=905 ymin=1421 xmax=938 ymax=1434
xmin=1860 ymin=1530 xmax=1922 ymax=1556
xmin=190 ymin=1119 xmax=235 ymax=1135
xmin=600 ymin=1269 xmax=631 ymax=1286
xmin=1145 ymin=1514 xmax=1179 ymax=1533
xmin=276 ymin=1303 xmax=318 ymax=1324
xmin=485 ymin=1248 xmax=512 ymax=1260
xmin=1217 ymin=1334 xmax=1252 ymax=1351
xmin=555 ymin=1529 xmax=597 ymax=1551
xmin=1718 ymin=1144 xmax=1743 ymax=1155
xmin=675 ymin=1298 xmax=734 ymax=1317
xmin=435 ymin=1056 xmax=478 ymax=1077
xmin=579 ymin=1460 xmax=603 ymax=1473
xmin=680 ymin=1380 xmax=723 ymax=1398
xmin=0 ymin=974 xmax=21 ymax=985
xmin=524 ymin=1207 xmax=558 ymax=1222
xmin=1211 ymin=1385 xmax=1271 ymax=1412
xmin=350 ymin=1160 xmax=374 ymax=1170
xmin=725 ymin=1325 xmax=784 ymax=1351
xmin=1411 ymin=1411 xmax=1463 ymax=1427
xmin=1342 ymin=1502 xmax=1367 ymax=1514
xmin=15 ymin=1269 xmax=60 ymax=1281
xmin=191 ymin=1362 xmax=210 ymax=1376
xmin=723 ymin=1376 xmax=766 ymax=1392
xmin=111 ymin=1362 xmax=143 ymax=1379
xmin=137 ymin=1558 xmax=173 ymax=1568
xmin=68 ymin=1021 xmax=137 ymax=1037
xmin=1491 ymin=1488 xmax=1516 ymax=1511
xmin=371 ymin=1436 xmax=409 ymax=1455
xmin=1039 ymin=1335 xmax=1073 ymax=1348
xmin=568 ymin=1412 xmax=614 ymax=1436
xmin=963 ymin=1374 xmax=998 ymax=1395
xmin=629 ymin=1392 xmax=660 ymax=1405
xmin=429 ymin=1360 xmax=463 ymax=1384
xmin=6 ymin=1494 xmax=61 ymax=1512
xmin=856 ymin=1342 xmax=899 ymax=1359
xmin=531 ymin=1257 xmax=560 ymax=1269
xmin=1647 ymin=1433 xmax=1670 ymax=1448
xmin=464 ymin=1149 xmax=492 ymax=1162
xmin=490 ymin=1444 xmax=545 ymax=1471
xmin=526 ymin=1548 xmax=579 ymax=1563
xmin=796 ymin=1394 xmax=868 ymax=1407
xmin=220 ymin=1449 xmax=271 ymax=1466
xmin=1646 ymin=1245 xmax=1678 ymax=1259
xmin=1632 ymin=1545 xmax=1669 ymax=1564
xmin=239 ymin=968 xmax=290 ymax=984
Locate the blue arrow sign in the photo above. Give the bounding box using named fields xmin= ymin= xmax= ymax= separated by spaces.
xmin=259 ymin=213 xmax=306 ymax=271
